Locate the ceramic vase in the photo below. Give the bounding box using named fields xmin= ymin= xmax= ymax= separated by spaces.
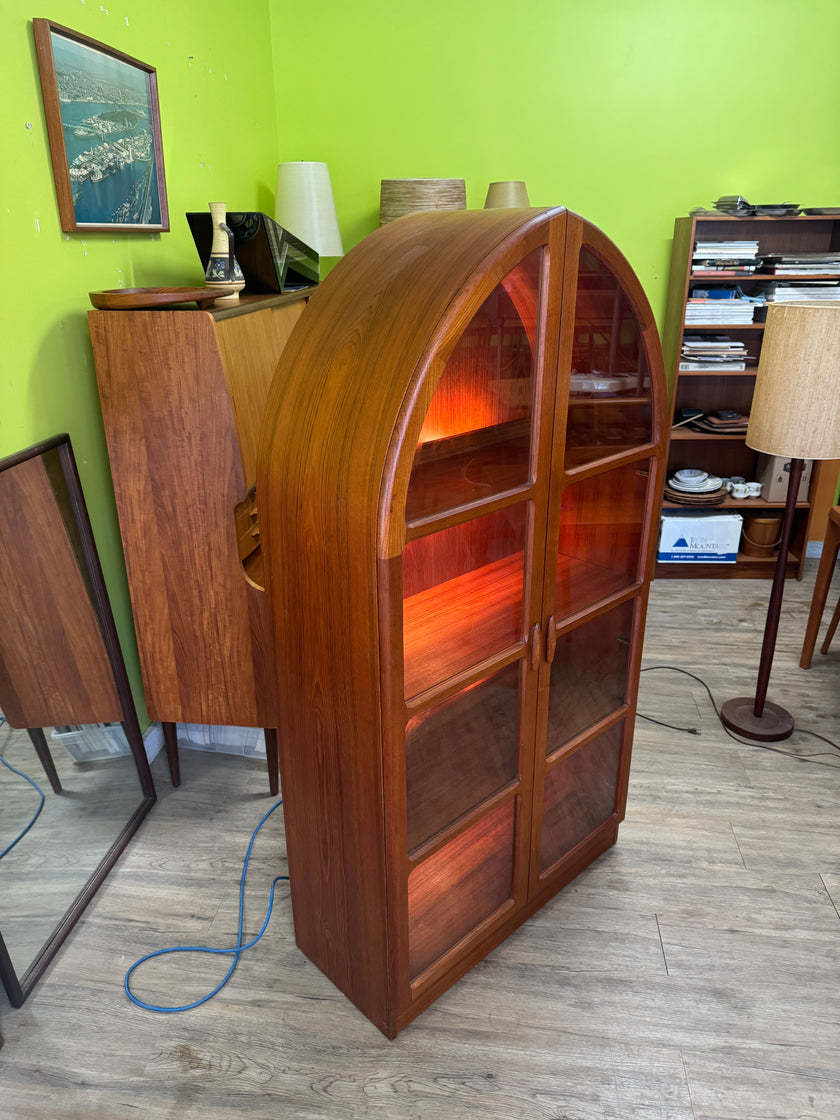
xmin=204 ymin=202 xmax=245 ymax=303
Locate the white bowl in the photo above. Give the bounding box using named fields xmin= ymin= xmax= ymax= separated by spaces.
xmin=674 ymin=468 xmax=708 ymax=485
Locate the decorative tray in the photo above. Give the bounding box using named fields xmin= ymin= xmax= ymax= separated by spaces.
xmin=89 ymin=286 xmax=236 ymax=310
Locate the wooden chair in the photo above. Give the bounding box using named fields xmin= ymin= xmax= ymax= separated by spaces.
xmin=800 ymin=505 xmax=840 ymax=668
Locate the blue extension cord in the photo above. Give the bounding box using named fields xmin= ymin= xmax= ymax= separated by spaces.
xmin=124 ymin=797 xmax=289 ymax=1012
xmin=0 ymin=714 xmax=46 ymax=860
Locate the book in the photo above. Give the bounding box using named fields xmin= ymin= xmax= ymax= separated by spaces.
xmin=679 ymin=361 xmax=747 ymax=371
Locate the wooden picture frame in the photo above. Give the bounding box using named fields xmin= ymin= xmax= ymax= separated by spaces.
xmin=33 ymin=19 xmax=169 ymax=233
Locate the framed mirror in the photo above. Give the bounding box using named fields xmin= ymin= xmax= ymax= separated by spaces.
xmin=0 ymin=434 xmax=155 ymax=1006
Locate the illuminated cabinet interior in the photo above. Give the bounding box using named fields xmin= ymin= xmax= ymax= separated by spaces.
xmin=258 ymin=207 xmax=668 ymax=1038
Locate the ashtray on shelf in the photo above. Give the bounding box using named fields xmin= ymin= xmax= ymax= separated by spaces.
xmin=89 ymin=286 xmax=237 ymax=310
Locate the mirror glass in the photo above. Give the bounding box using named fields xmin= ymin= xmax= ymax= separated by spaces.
xmin=0 ymin=435 xmax=155 ymax=1006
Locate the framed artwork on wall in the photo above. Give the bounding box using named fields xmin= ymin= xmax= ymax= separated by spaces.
xmin=32 ymin=19 xmax=169 ymax=234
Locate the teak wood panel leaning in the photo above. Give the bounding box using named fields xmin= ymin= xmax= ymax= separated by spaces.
xmin=258 ymin=207 xmax=668 ymax=1037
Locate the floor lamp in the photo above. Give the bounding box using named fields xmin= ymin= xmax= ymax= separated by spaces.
xmin=721 ymin=300 xmax=840 ymax=741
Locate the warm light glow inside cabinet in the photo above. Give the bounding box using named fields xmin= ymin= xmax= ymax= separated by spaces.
xmin=259 ymin=208 xmax=667 ymax=1036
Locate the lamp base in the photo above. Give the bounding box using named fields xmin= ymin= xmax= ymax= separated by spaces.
xmin=720 ymin=697 xmax=794 ymax=742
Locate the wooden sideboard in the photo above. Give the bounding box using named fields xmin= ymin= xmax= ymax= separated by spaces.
xmin=89 ymin=292 xmax=308 ymax=790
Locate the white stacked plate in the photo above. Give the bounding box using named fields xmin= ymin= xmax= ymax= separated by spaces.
xmin=668 ymin=474 xmax=723 ymax=494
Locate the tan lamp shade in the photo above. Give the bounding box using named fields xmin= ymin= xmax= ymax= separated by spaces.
xmin=379 ymin=178 xmax=466 ymax=225
xmin=484 ymin=181 xmax=530 ymax=208
xmin=747 ymin=301 xmax=840 ymax=460
xmin=275 ymin=161 xmax=344 ymax=257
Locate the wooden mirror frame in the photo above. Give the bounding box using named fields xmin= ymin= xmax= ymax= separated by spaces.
xmin=0 ymin=434 xmax=156 ymax=1007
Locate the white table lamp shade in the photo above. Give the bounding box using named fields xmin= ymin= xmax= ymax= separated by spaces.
xmin=747 ymin=301 xmax=840 ymax=460
xmin=275 ymin=161 xmax=344 ymax=257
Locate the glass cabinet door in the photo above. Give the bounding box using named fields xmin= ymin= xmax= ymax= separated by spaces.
xmin=401 ymin=251 xmax=545 ymax=981
xmin=405 ymin=661 xmax=521 ymax=852
xmin=544 ymin=599 xmax=635 ymax=756
xmin=533 ymin=230 xmax=660 ymax=886
xmin=402 ymin=503 xmax=528 ymax=698
xmin=565 ymin=246 xmax=653 ymax=471
xmin=406 ymin=250 xmax=542 ymax=522
xmin=552 ymin=460 xmax=651 ymax=620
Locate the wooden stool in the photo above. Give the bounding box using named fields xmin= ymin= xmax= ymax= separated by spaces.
xmin=800 ymin=505 xmax=840 ymax=668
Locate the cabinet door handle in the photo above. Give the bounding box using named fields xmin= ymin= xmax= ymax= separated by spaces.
xmin=545 ymin=616 xmax=557 ymax=665
xmin=529 ymin=622 xmax=542 ymax=671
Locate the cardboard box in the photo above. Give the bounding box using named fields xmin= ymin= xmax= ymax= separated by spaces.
xmin=658 ymin=512 xmax=743 ymax=563
xmin=754 ymin=453 xmax=812 ymax=503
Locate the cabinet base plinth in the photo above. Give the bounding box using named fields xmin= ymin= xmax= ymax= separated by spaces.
xmin=720 ymin=697 xmax=794 ymax=742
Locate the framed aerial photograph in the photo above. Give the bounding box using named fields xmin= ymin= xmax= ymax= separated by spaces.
xmin=33 ymin=19 xmax=169 ymax=233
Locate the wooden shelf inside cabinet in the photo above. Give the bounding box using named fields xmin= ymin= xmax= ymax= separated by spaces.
xmin=662 ymin=498 xmax=809 ymax=512
xmin=670 ymin=431 xmax=749 ymax=441
xmin=682 ymin=323 xmax=766 ymax=332
xmin=403 ymin=553 xmax=525 ymax=700
xmin=258 ymin=206 xmax=668 ymax=1037
xmin=659 ymin=211 xmax=840 ymax=581
xmin=674 ymin=371 xmax=757 ymax=378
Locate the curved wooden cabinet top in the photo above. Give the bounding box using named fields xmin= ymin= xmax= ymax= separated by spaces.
xmin=259 ymin=206 xmax=664 ymax=575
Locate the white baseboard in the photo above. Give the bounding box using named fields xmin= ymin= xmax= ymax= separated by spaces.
xmin=144 ymin=722 xmax=266 ymax=759
xmin=143 ymin=722 xmax=164 ymax=763
xmin=806 ymin=540 xmax=824 ymax=559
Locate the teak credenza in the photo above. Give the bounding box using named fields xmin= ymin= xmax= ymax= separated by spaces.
xmin=89 ymin=291 xmax=308 ymax=790
xmin=258 ymin=207 xmax=668 ymax=1036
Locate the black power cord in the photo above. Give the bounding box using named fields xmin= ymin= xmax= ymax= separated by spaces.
xmin=637 ymin=664 xmax=840 ymax=767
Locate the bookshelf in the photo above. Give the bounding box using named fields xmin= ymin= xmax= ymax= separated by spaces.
xmin=657 ymin=213 xmax=840 ymax=580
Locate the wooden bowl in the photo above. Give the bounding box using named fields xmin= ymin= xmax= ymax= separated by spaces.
xmin=89 ymin=286 xmax=236 ymax=310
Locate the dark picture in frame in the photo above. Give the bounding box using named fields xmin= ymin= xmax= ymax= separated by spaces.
xmin=33 ymin=19 xmax=169 ymax=233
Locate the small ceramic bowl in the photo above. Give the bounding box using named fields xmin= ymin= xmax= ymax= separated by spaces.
xmin=674 ymin=469 xmax=708 ymax=486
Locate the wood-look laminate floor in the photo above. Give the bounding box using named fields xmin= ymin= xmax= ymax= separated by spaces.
xmin=1 ymin=566 xmax=839 ymax=1119
xmin=0 ymin=727 xmax=148 ymax=976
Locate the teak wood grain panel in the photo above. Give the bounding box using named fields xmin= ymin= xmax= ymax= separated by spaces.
xmin=0 ymin=454 xmax=122 ymax=728
xmin=88 ymin=301 xmax=303 ymax=728
xmin=214 ymin=302 xmax=305 ymax=488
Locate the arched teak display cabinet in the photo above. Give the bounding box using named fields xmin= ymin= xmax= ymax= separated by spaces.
xmin=258 ymin=207 xmax=667 ymax=1037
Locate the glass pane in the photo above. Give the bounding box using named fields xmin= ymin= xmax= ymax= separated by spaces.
xmin=403 ymin=503 xmax=528 ymax=697
xmin=406 ymin=663 xmax=520 ymax=852
xmin=406 ymin=251 xmax=541 ymax=521
xmin=566 ymin=247 xmax=652 ymax=470
xmin=545 ymin=600 xmax=634 ymax=756
xmin=554 ymin=461 xmax=649 ymax=619
xmin=408 ymin=797 xmax=515 ymax=978
xmin=539 ymin=723 xmax=623 ymax=874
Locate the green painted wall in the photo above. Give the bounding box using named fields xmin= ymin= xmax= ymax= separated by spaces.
xmin=270 ymin=0 xmax=840 ymax=320
xmin=3 ymin=0 xmax=839 ymax=721
xmin=1 ymin=0 xmax=278 ymax=716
